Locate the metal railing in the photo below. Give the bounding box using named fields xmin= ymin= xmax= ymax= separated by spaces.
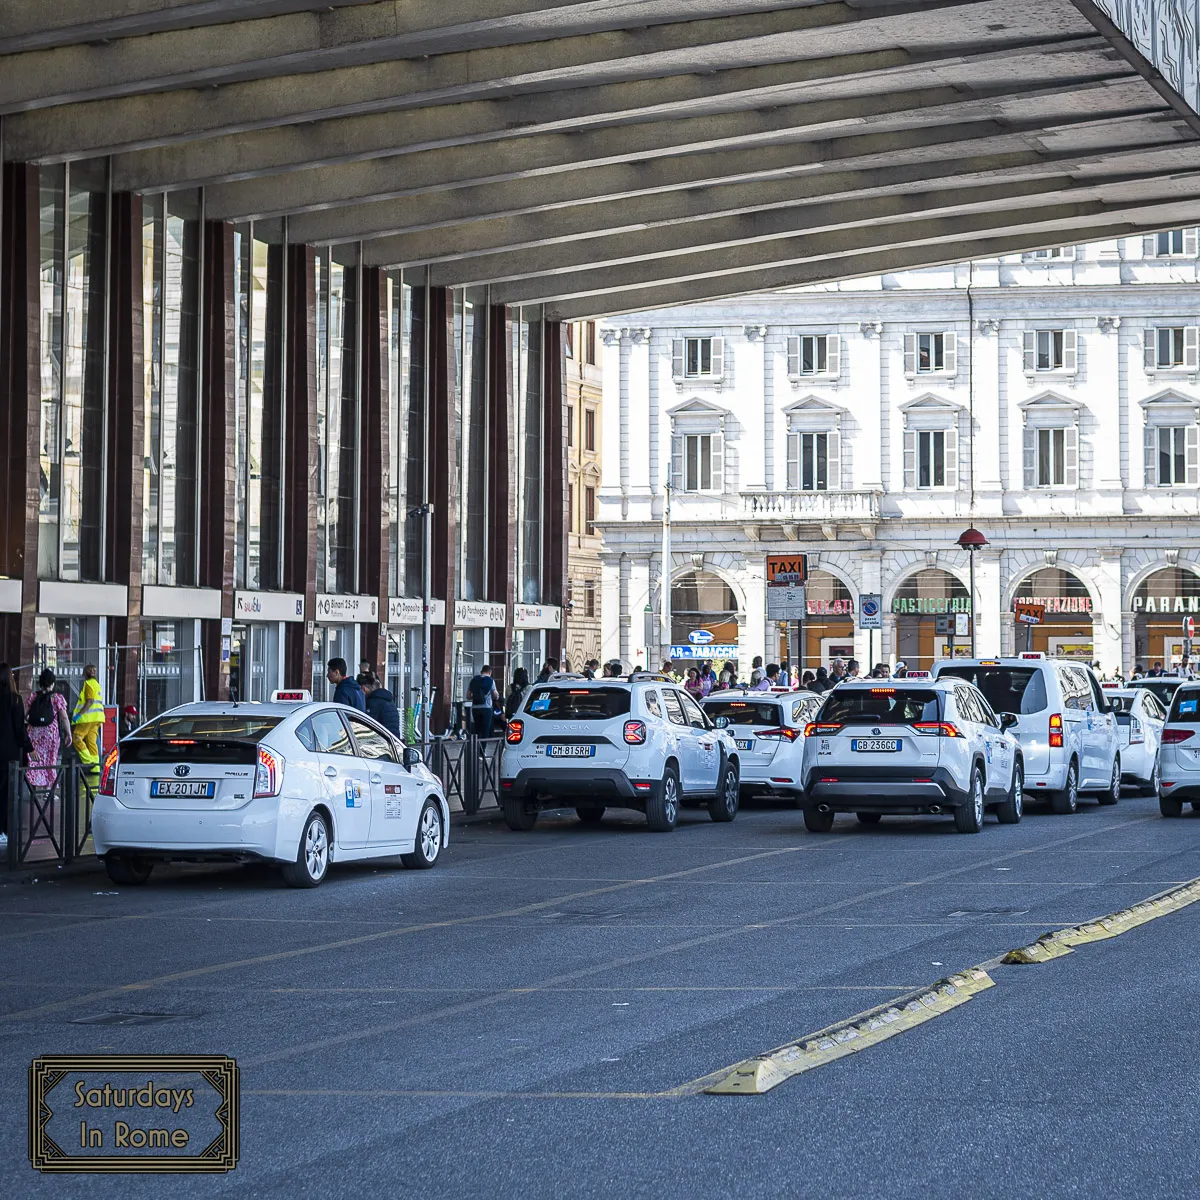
xmin=5 ymin=761 xmax=97 ymax=870
xmin=426 ymin=736 xmax=503 ymax=816
xmin=740 ymin=489 xmax=880 ymax=521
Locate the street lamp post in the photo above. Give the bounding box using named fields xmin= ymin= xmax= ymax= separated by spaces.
xmin=957 ymin=527 xmax=988 ymax=657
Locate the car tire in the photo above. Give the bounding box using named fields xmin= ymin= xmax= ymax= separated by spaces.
xmin=502 ymin=794 xmax=538 ymax=832
xmin=1140 ymin=762 xmax=1160 ymax=797
xmin=856 ymin=812 xmax=882 ymax=825
xmin=401 ymin=798 xmax=443 ymax=869
xmin=1050 ymin=760 xmax=1079 ymax=815
xmin=646 ymin=765 xmax=680 ymax=832
xmin=803 ymin=807 xmax=835 ymax=833
xmin=996 ymin=761 xmax=1024 ymax=825
xmin=1159 ymin=791 xmax=1185 ymax=818
xmin=708 ymin=760 xmax=740 ymax=823
xmin=954 ymin=770 xmax=985 ymax=834
xmin=575 ymin=805 xmax=605 ymax=825
xmin=281 ymin=810 xmax=331 ymax=888
xmin=1097 ymin=757 xmax=1120 ymax=806
xmin=104 ymin=855 xmax=153 ymax=886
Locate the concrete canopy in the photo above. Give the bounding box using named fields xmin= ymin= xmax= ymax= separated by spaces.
xmin=3 ymin=0 xmax=1199 ymax=318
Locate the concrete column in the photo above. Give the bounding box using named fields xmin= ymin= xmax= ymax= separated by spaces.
xmin=855 ymin=327 xmax=884 ymax=492
xmin=600 ymin=553 xmax=622 ymax=664
xmin=1122 ymin=612 xmax=1135 ymax=675
xmin=617 ymin=553 xmax=631 ymax=666
xmin=973 ymin=322 xmax=1002 ymax=495
xmin=1091 ymin=322 xmax=1123 ymax=492
xmin=882 ymin=613 xmax=897 ymax=667
xmin=742 ymin=558 xmax=765 ymax=664
xmin=1001 ymin=612 xmax=1017 ymax=657
xmin=542 ymin=319 xmax=568 ymax=661
xmin=626 ymin=329 xmax=651 ymax=496
xmin=974 ymin=550 xmax=1002 ymax=655
xmin=855 ymin=551 xmax=882 ymax=668
xmin=600 ymin=328 xmax=623 ymax=496
xmin=739 ymin=328 xmax=766 ymax=490
xmin=1093 ymin=551 xmax=1124 ymax=677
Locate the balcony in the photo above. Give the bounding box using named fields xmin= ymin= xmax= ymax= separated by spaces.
xmin=740 ymin=490 xmax=880 ymax=521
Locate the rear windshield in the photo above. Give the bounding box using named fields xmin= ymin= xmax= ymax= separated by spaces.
xmin=820 ymin=688 xmax=941 ymax=725
xmin=1167 ymin=691 xmax=1200 ymax=723
xmin=1137 ymin=680 xmax=1183 ymax=705
xmin=703 ymin=701 xmax=782 ymax=727
xmin=135 ymin=715 xmax=282 ymax=741
xmin=523 ymin=688 xmax=631 ymax=720
xmin=1106 ymin=695 xmax=1135 ymax=720
xmin=936 ymin=667 xmax=1047 ymax=715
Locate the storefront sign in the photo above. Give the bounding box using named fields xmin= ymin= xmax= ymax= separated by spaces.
xmin=0 ymin=578 xmax=20 ymax=613
xmin=806 ymin=598 xmax=854 ymax=617
xmin=688 ymin=629 xmax=715 ymax=645
xmin=142 ymin=585 xmax=222 ymax=620
xmin=1014 ymin=594 xmax=1092 ymax=614
xmin=669 ymin=645 xmax=739 ymax=660
xmin=1133 ymin=595 xmax=1200 ymax=613
xmin=233 ymin=590 xmax=305 ymax=623
xmin=388 ymin=597 xmax=447 ymax=626
xmin=891 ymin=597 xmax=970 ymax=614
xmin=513 ymin=603 xmax=562 ymax=630
xmin=454 ymin=600 xmax=508 ymax=628
xmin=859 ymin=594 xmax=883 ymax=630
xmin=39 ymin=581 xmax=128 ymax=617
xmin=316 ymin=594 xmax=378 ymax=623
xmin=1014 ymin=601 xmax=1045 ymax=626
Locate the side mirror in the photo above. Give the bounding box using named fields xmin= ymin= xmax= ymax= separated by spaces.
xmin=713 ymin=716 xmax=730 ymax=729
xmin=999 ymin=712 xmax=1019 ymax=731
xmin=403 ymin=746 xmax=423 ymax=771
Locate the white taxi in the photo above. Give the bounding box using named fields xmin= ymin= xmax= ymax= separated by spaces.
xmin=700 ymin=688 xmax=823 ymax=805
xmin=1101 ymin=685 xmax=1165 ymax=793
xmin=93 ymin=692 xmax=449 ymax=888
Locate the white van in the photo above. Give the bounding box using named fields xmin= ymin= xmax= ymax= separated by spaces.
xmin=932 ymin=655 xmax=1121 ymax=813
xmin=1156 ymin=681 xmax=1200 ymax=817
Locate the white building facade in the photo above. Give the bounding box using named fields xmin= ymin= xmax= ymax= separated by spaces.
xmin=598 ymin=236 xmax=1200 ymax=677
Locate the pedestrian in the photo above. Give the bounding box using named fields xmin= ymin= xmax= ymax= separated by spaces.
xmin=505 ymin=667 xmax=530 ymax=719
xmin=801 ymin=670 xmax=816 ymax=689
xmin=327 ymin=658 xmax=365 ymax=710
xmin=894 ymin=660 xmax=908 ymax=679
xmin=660 ymin=660 xmax=679 ymax=682
xmin=358 ymin=673 xmax=401 ymax=736
xmin=830 ymin=658 xmax=846 ymax=683
xmin=582 ymin=659 xmax=598 ymax=680
xmin=467 ymin=664 xmax=499 ymax=738
xmin=748 ymin=668 xmax=765 ymax=690
xmin=871 ymin=662 xmax=890 ymax=679
xmin=71 ymin=663 xmax=105 ymax=770
xmin=685 ymin=667 xmax=704 ymax=699
xmin=698 ymin=662 xmax=715 ymax=697
xmin=536 ymin=658 xmax=559 ymax=684
xmin=119 ymin=704 xmax=140 ymax=740
xmin=846 ymin=658 xmax=861 ymax=680
xmin=0 ymin=664 xmax=32 ymax=851
xmin=811 ymin=666 xmax=830 ymax=694
xmin=1151 ymin=660 xmax=1165 ymax=677
xmin=751 ymin=655 xmax=764 ymax=673
xmin=26 ymin=669 xmax=71 ymax=793
xmin=765 ymin=663 xmax=781 ymax=689
xmin=723 ymin=659 xmax=738 ymax=687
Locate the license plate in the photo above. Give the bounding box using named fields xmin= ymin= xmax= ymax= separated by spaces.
xmin=150 ymin=779 xmax=216 ymax=798
xmin=546 ymin=745 xmax=595 ymax=759
xmin=851 ymin=738 xmax=900 ymax=753
xmin=735 ymin=739 xmax=754 ymax=751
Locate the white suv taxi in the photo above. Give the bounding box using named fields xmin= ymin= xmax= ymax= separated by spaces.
xmin=932 ymin=655 xmax=1121 ymax=813
xmin=700 ymin=689 xmax=823 ymax=805
xmin=499 ymin=675 xmax=741 ymax=831
xmin=1156 ymin=681 xmax=1200 ymax=817
xmin=800 ymin=678 xmax=1023 ymax=834
xmin=93 ymin=693 xmax=449 ymax=888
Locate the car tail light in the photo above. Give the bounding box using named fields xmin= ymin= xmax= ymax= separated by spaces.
xmin=1129 ymin=718 xmax=1144 ymax=744
xmin=1162 ymin=728 xmax=1195 ymax=744
xmin=913 ymin=722 xmax=963 ymax=738
xmin=98 ymin=748 xmax=119 ymax=796
xmin=254 ymin=746 xmax=283 ymax=797
xmin=804 ymin=722 xmax=844 ymax=737
xmin=624 ymin=720 xmax=647 ymax=745
xmin=506 ymin=719 xmax=524 ymax=745
xmin=1049 ymin=713 xmax=1064 ymax=748
xmin=757 ymin=727 xmax=800 ymax=741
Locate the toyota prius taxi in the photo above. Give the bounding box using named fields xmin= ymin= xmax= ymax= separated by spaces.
xmin=92 ymin=692 xmax=449 ymax=887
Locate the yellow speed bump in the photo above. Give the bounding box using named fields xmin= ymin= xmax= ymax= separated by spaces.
xmin=1003 ymin=877 xmax=1200 ymax=965
xmin=704 ymin=968 xmax=994 ymax=1096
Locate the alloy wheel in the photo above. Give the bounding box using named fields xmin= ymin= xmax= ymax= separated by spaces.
xmin=420 ymin=805 xmax=442 ymax=861
xmin=1012 ymin=768 xmax=1023 ymax=819
xmin=663 ymin=776 xmax=679 ymax=824
xmin=973 ymin=774 xmax=985 ymax=826
xmin=724 ymin=770 xmax=739 ymax=816
xmin=305 ymin=818 xmax=329 ymax=880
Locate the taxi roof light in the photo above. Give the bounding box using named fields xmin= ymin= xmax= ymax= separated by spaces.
xmin=271 ymin=689 xmax=311 ymax=703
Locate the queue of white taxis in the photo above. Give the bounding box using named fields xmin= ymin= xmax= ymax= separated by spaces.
xmin=93 ymin=692 xmax=449 ymax=888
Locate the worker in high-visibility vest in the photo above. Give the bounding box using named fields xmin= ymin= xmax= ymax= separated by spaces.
xmin=72 ymin=663 xmax=104 ymax=768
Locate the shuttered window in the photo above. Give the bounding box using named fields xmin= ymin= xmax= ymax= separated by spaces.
xmin=904 ymin=332 xmax=956 ymax=376
xmin=1144 ymin=423 xmax=1200 ymax=486
xmin=785 ymin=431 xmax=840 ymax=491
xmin=1023 ymin=329 xmax=1077 ymax=372
xmin=1144 ymin=229 xmax=1198 ymax=258
xmin=904 ymin=428 xmax=958 ymax=489
xmin=786 ymin=334 xmax=840 ymax=378
xmin=672 ymin=432 xmax=724 ymax=493
xmin=1145 ymin=327 xmax=1200 ymax=371
xmin=672 ymin=336 xmax=725 ymax=379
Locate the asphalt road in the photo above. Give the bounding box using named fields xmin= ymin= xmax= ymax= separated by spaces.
xmin=2 ymin=789 xmax=1199 ymax=1199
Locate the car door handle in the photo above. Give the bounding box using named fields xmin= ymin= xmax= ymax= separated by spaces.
xmin=324 ymin=766 xmax=338 ymax=778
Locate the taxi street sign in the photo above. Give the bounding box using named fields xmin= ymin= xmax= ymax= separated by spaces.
xmin=766 ymin=555 xmax=807 ymax=620
xmin=1015 ymin=602 xmax=1045 ymax=626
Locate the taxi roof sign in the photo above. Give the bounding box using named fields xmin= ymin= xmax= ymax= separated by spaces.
xmin=903 ymin=670 xmax=933 ymax=679
xmin=271 ymin=689 xmax=311 ymax=703
xmin=1019 ymin=652 xmax=1045 ymax=660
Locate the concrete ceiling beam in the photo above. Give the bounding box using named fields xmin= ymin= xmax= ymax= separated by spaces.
xmin=2 ymin=1 xmax=947 ymax=157
xmin=492 ymin=193 xmax=1200 ymax=306
xmin=428 ymin=171 xmax=1200 ymax=287
xmin=108 ymin=40 xmax=1122 ymax=191
xmin=544 ymin=211 xmax=1200 ymax=319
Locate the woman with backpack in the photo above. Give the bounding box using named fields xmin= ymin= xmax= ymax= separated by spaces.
xmin=26 ymin=669 xmax=70 ymax=792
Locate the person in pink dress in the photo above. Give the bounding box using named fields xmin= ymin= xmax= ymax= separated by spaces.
xmin=25 ymin=669 xmax=70 ymax=791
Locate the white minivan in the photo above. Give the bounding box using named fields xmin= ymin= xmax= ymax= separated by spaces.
xmin=1156 ymin=681 xmax=1200 ymax=817
xmin=932 ymin=655 xmax=1121 ymax=813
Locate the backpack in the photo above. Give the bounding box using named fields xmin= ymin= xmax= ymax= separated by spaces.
xmin=28 ymin=690 xmax=56 ymax=729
